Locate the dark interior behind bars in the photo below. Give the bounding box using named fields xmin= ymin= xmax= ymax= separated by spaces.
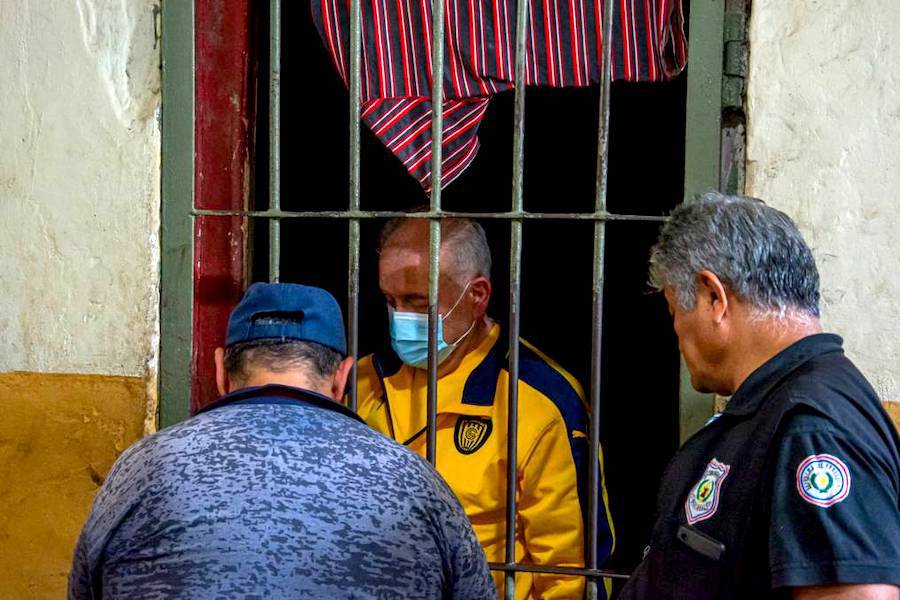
xmin=246 ymin=0 xmax=686 ymax=589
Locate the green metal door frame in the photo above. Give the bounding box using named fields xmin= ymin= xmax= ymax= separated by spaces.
xmin=159 ymin=0 xmax=195 ymax=429
xmin=680 ymin=0 xmax=727 ymax=443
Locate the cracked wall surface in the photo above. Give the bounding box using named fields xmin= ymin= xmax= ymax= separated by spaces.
xmin=0 ymin=1 xmax=160 ymax=597
xmin=0 ymin=0 xmax=160 ymax=377
xmin=746 ymin=0 xmax=900 ymax=402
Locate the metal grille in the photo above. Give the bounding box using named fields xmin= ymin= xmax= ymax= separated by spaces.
xmin=197 ymin=0 xmax=635 ymax=596
xmin=160 ymin=0 xmax=729 ymax=596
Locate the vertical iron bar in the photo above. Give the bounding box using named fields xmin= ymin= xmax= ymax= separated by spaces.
xmin=504 ymin=0 xmax=529 ymax=595
xmin=425 ymin=0 xmax=446 ymax=466
xmin=587 ymin=0 xmax=615 ymax=597
xmin=426 ymin=218 xmax=441 ymax=466
xmin=268 ymin=0 xmax=282 ymax=282
xmin=347 ymin=0 xmax=363 ymax=411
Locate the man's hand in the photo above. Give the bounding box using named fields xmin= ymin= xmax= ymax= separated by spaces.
xmin=794 ymin=584 xmax=900 ymax=600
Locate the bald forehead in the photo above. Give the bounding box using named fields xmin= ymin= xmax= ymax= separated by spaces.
xmin=380 ymin=220 xmax=462 ymax=276
xmin=381 ymin=218 xmax=429 ymax=252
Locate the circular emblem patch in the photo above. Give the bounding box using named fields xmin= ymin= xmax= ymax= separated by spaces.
xmin=796 ymin=454 xmax=851 ymax=507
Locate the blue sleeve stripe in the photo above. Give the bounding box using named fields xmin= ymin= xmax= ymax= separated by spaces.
xmin=461 ymin=331 xmax=508 ymax=407
xmin=518 ymin=344 xmax=615 ymax=570
xmin=517 ymin=344 xmax=588 ymax=443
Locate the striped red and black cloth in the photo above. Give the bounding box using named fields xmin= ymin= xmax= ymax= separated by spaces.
xmin=312 ymin=0 xmax=687 ymax=190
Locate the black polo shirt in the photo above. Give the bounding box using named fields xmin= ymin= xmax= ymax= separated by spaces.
xmin=620 ymin=334 xmax=900 ymax=599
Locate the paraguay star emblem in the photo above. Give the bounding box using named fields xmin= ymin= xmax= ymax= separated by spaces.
xmin=685 ymin=458 xmax=731 ymax=524
xmin=796 ymin=454 xmax=851 ymax=507
xmin=454 ymin=416 xmax=492 ymax=455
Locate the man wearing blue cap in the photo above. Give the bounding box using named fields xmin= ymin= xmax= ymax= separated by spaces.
xmin=69 ymin=283 xmax=494 ymax=599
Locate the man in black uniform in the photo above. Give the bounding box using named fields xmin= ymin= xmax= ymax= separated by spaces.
xmin=620 ymin=193 xmax=900 ymax=600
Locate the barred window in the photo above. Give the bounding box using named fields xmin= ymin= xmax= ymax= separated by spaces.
xmin=161 ymin=0 xmax=729 ymax=595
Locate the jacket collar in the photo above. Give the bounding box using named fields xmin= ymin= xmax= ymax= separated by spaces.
xmin=197 ymin=383 xmax=364 ymax=423
xmin=373 ymin=322 xmax=508 ymax=417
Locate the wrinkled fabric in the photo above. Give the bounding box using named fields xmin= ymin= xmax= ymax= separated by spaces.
xmin=69 ymin=399 xmax=494 ymax=599
xmin=312 ymin=0 xmax=687 ymax=189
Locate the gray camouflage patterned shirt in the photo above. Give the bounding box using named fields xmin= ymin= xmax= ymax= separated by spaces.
xmin=69 ymin=385 xmax=494 ymax=599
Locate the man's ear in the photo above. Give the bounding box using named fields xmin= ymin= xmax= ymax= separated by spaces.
xmin=330 ymin=356 xmax=356 ymax=401
xmin=215 ymin=347 xmax=229 ymax=396
xmin=469 ymin=276 xmax=492 ymax=320
xmin=696 ymin=270 xmax=729 ymax=324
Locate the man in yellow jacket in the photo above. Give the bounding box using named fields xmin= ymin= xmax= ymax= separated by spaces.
xmin=355 ymin=215 xmax=615 ymax=599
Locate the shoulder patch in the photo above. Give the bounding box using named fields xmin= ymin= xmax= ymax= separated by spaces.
xmin=796 ymin=454 xmax=851 ymax=507
xmin=454 ymin=416 xmax=492 ymax=455
xmin=685 ymin=458 xmax=731 ymax=524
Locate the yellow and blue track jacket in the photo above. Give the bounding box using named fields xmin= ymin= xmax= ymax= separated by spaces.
xmin=356 ymin=324 xmax=615 ymax=599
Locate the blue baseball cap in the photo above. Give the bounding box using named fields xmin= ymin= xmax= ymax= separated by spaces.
xmin=225 ymin=283 xmax=347 ymax=355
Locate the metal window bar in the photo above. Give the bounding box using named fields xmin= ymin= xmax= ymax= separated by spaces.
xmin=503 ymin=0 xmax=528 ymax=593
xmin=268 ymin=0 xmax=282 ymax=283
xmin=587 ymin=0 xmax=617 ymax=597
xmin=347 ymin=0 xmax=363 ymax=412
xmin=189 ymin=0 xmax=640 ymax=593
xmin=192 ymin=208 xmax=668 ymax=221
xmin=425 ymin=0 xmax=446 ymax=467
xmin=158 ymin=0 xmax=736 ymax=593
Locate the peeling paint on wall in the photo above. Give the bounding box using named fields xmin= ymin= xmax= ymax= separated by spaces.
xmin=0 ymin=0 xmax=161 ymax=378
xmin=0 ymin=0 xmax=160 ymax=591
xmin=746 ymin=0 xmax=900 ymax=400
xmin=75 ymin=0 xmax=161 ymax=128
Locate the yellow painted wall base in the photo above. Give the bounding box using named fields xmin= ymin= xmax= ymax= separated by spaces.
xmin=884 ymin=401 xmax=900 ymax=433
xmin=0 ymin=372 xmax=146 ymax=599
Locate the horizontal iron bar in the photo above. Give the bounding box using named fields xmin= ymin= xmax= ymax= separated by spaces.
xmin=488 ymin=562 xmax=630 ymax=580
xmin=191 ymin=209 xmax=669 ymax=222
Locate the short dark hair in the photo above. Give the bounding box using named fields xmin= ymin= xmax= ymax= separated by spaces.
xmin=649 ymin=192 xmax=821 ymax=318
xmin=224 ymin=339 xmax=343 ymax=384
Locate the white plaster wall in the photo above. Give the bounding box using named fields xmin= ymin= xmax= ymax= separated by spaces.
xmin=0 ymin=0 xmax=161 ymax=377
xmin=746 ymin=0 xmax=900 ymax=400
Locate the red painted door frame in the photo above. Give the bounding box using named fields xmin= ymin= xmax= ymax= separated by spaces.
xmin=192 ymin=0 xmax=255 ymax=411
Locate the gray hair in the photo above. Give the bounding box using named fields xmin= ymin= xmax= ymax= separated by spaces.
xmin=379 ymin=210 xmax=492 ymax=282
xmin=224 ymin=339 xmax=343 ymax=384
xmin=649 ymin=192 xmax=820 ymax=318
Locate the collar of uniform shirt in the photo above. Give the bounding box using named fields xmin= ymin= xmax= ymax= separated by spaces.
xmin=722 ymin=333 xmax=844 ymax=418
